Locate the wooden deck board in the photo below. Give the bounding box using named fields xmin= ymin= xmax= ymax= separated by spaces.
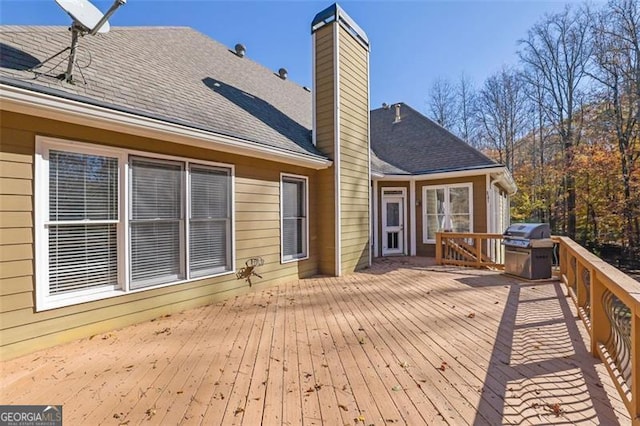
xmin=0 ymin=257 xmax=632 ymax=425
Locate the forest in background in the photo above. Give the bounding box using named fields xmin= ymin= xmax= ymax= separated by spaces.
xmin=425 ymin=0 xmax=640 ymax=267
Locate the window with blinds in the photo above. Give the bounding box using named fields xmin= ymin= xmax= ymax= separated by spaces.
xmin=189 ymin=164 xmax=231 ymax=277
xmin=48 ymin=150 xmax=119 ymax=294
xmin=38 ymin=138 xmax=235 ymax=310
xmin=281 ymin=176 xmax=307 ymax=261
xmin=130 ymin=157 xmax=184 ymax=288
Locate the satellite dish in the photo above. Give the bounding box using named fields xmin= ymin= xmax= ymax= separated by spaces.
xmin=55 ymin=0 xmax=112 ymax=34
xmin=29 ymin=0 xmax=125 ymax=82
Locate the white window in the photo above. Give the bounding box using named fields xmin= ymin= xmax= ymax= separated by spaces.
xmin=36 ymin=137 xmax=234 ymax=310
xmin=423 ymin=184 xmax=473 ymax=243
xmin=281 ymin=174 xmax=308 ymax=262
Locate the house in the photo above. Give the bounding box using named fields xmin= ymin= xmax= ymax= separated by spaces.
xmin=370 ymin=103 xmax=515 ymax=258
xmin=0 ymin=4 xmax=513 ymax=360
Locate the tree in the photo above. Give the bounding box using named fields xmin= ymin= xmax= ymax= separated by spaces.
xmin=518 ymin=6 xmax=592 ymax=239
xmin=457 ymin=73 xmax=476 ymax=145
xmin=589 ymin=0 xmax=640 ymax=247
xmin=474 ymin=67 xmax=528 ymax=171
xmin=427 ymin=77 xmax=458 ymax=130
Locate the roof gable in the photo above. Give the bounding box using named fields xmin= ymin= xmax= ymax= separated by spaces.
xmin=370 ymin=103 xmax=500 ymax=175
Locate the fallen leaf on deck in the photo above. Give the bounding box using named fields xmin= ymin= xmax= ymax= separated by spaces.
xmin=399 ymin=361 xmax=409 ymax=368
xmin=467 ymin=313 xmax=476 ymax=318
xmin=547 ymin=403 xmax=562 ymax=417
xmin=154 ymin=328 xmax=171 ymax=335
xmin=338 ymin=404 xmax=348 ymax=411
xmin=391 ymin=385 xmax=402 ymax=391
xmin=234 ymin=407 xmax=244 ymax=416
xmin=354 ymin=415 xmax=365 ymax=423
xmin=176 ymin=390 xmax=184 ymax=394
xmin=439 ymin=362 xmax=448 ymax=372
xmin=118 ymin=421 xmax=130 ymax=426
xmin=145 ymin=407 xmax=156 ymax=419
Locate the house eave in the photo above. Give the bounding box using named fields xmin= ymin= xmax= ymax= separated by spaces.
xmin=372 ymin=165 xmax=517 ymax=195
xmin=0 ymin=82 xmax=333 ymax=170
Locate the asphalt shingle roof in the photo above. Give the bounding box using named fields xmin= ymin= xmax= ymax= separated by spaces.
xmin=370 ymin=103 xmax=501 ymax=175
xmin=1 ymin=27 xmax=501 ymax=176
xmin=0 ymin=26 xmax=322 ymax=159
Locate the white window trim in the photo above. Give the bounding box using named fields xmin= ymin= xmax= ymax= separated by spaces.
xmin=422 ymin=183 xmax=473 ymax=244
xmin=35 ymin=135 xmax=236 ymax=311
xmin=280 ymin=173 xmax=309 ymax=263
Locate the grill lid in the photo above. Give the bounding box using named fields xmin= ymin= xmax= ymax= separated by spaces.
xmin=503 ymin=223 xmax=551 ymax=240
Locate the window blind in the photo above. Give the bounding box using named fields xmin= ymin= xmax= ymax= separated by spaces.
xmin=282 ymin=178 xmax=306 ymax=258
xmin=189 ymin=165 xmax=230 ymax=277
xmin=130 ymin=157 xmax=184 ymax=288
xmin=48 ymin=151 xmax=119 ymax=294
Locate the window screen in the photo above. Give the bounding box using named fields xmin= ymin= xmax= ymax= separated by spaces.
xmin=130 ymin=157 xmax=184 ymax=288
xmin=48 ymin=150 xmax=118 ymax=294
xmin=189 ymin=164 xmax=231 ymax=277
xmin=282 ymin=177 xmax=306 ymax=260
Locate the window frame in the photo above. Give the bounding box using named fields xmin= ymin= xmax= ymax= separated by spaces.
xmin=35 ymin=136 xmax=235 ymax=311
xmin=280 ymin=173 xmax=309 ymax=263
xmin=421 ymin=183 xmax=473 ymax=244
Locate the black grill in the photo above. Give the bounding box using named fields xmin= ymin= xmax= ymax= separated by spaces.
xmin=503 ymin=223 xmax=553 ymax=280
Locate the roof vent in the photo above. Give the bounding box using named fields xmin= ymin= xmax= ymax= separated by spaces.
xmin=278 ymin=68 xmax=288 ymax=80
xmin=382 ymin=102 xmax=389 ymax=110
xmin=394 ymin=103 xmax=402 ymax=123
xmin=234 ymin=43 xmax=246 ymax=58
xmin=303 ymin=86 xmax=311 ymax=92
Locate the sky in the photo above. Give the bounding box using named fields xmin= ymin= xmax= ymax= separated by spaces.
xmin=0 ymin=0 xmax=585 ymax=114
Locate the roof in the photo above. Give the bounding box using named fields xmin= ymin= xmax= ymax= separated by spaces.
xmin=0 ymin=26 xmax=323 ymax=160
xmin=370 ymin=103 xmax=501 ymax=175
xmin=1 ymin=26 xmax=503 ymax=177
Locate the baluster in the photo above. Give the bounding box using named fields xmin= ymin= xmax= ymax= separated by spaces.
xmin=591 ymin=273 xmax=608 ymax=357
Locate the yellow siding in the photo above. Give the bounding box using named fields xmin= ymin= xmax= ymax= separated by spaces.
xmin=314 ymin=24 xmax=337 ymax=275
xmin=338 ymin=26 xmax=369 ymax=273
xmin=0 ymin=111 xmax=319 ymax=360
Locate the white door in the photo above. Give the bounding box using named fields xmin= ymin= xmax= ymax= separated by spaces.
xmin=382 ymin=196 xmax=404 ymax=255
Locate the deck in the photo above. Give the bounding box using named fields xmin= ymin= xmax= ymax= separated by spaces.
xmin=0 ymin=257 xmax=631 ymax=425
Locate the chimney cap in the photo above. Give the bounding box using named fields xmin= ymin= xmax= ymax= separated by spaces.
xmin=278 ymin=68 xmax=288 ymax=80
xmin=311 ymin=3 xmax=369 ymax=50
xmin=234 ymin=43 xmax=246 ymax=57
xmin=382 ymin=102 xmax=389 ymax=109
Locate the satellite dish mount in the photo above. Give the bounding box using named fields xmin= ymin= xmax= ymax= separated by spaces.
xmin=30 ymin=0 xmax=126 ymax=83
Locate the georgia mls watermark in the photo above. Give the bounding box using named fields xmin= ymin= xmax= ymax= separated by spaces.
xmin=0 ymin=405 xmax=62 ymax=426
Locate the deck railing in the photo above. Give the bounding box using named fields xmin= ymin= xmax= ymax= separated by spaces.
xmin=435 ymin=232 xmax=505 ymax=269
xmin=555 ymin=236 xmax=640 ymax=425
xmin=436 ymin=232 xmax=640 ymax=424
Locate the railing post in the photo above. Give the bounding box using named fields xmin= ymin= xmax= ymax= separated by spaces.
xmin=576 ymin=263 xmax=588 ymax=309
xmin=559 ymin=241 xmax=567 ymax=282
xmin=475 ymin=236 xmax=481 ymax=268
xmin=590 ymin=271 xmax=608 ymax=357
xmin=633 ymin=307 xmax=639 ymax=426
xmin=435 ymin=232 xmax=442 ymax=265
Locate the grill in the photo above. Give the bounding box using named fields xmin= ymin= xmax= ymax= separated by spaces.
xmin=503 ymin=223 xmax=553 ymax=280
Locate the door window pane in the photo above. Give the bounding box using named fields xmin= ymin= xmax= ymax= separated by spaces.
xmin=386 ymin=202 xmax=400 ymax=227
